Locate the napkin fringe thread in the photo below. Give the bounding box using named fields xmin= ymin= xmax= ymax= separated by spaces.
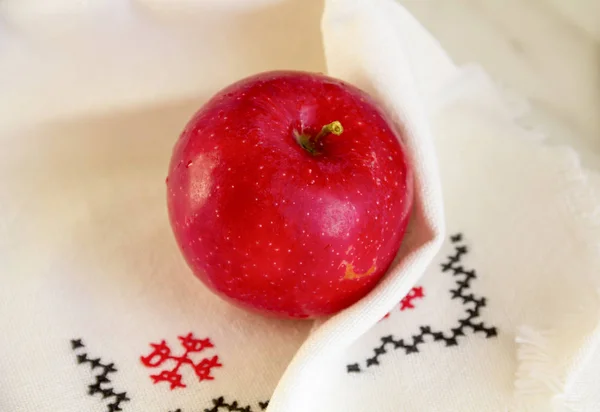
xmin=514 ymin=327 xmax=564 ymax=396
xmin=514 ymin=291 xmax=600 ymax=412
xmin=462 ymin=66 xmax=600 ymax=412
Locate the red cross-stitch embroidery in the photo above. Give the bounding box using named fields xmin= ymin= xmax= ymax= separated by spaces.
xmin=382 ymin=286 xmax=425 ymax=320
xmin=140 ymin=332 xmax=222 ymax=390
xmin=400 ymin=286 xmax=424 ymax=310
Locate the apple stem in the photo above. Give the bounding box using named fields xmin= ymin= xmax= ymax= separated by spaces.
xmin=315 ymin=121 xmax=344 ymax=143
xmin=294 ymin=121 xmax=343 ymax=155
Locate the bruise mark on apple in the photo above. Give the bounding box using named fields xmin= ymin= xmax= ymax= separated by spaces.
xmin=341 ymin=260 xmax=377 ymax=280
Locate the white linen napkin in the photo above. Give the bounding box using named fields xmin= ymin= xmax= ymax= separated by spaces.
xmin=1 ymin=1 xmax=599 ymax=412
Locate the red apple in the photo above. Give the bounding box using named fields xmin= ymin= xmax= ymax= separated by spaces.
xmin=166 ymin=70 xmax=413 ymax=319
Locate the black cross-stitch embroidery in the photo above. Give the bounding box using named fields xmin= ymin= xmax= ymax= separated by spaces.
xmin=70 ymin=339 xmax=131 ymax=411
xmin=170 ymin=397 xmax=269 ymax=412
xmin=346 ymin=233 xmax=498 ymax=373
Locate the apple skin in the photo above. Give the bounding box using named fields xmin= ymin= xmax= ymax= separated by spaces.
xmin=166 ymin=70 xmax=413 ymax=319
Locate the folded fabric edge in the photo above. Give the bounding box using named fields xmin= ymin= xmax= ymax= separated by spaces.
xmin=305 ymin=0 xmax=446 ymax=356
xmin=267 ymin=0 xmax=447 ymax=410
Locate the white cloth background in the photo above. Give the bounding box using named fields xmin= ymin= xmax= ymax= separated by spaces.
xmin=1 ymin=0 xmax=599 ymax=411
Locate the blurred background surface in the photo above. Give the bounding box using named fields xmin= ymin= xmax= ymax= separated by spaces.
xmin=399 ymin=0 xmax=600 ymax=168
xmin=1 ymin=0 xmax=599 ymax=167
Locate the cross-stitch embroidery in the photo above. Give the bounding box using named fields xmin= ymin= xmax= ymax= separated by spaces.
xmin=70 ymin=339 xmax=131 ymax=411
xmin=141 ymin=332 xmax=222 ymax=390
xmin=347 ymin=233 xmax=498 ymax=373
